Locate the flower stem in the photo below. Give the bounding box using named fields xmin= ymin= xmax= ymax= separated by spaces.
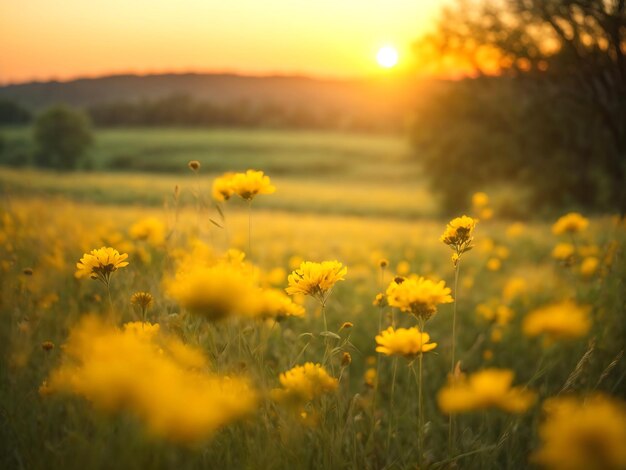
xmin=413 ymin=354 xmax=424 ymax=469
xmin=449 ymin=258 xmax=461 ymax=455
xmin=386 ymin=356 xmax=399 ymax=454
xmin=248 ymin=199 xmax=252 ymax=259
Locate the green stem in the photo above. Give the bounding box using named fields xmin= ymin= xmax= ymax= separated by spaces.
xmin=416 ymin=354 xmax=424 ymax=469
xmin=449 ymin=258 xmax=461 ymax=455
xmin=386 ymin=356 xmax=399 ymax=454
xmin=248 ymin=199 xmax=252 ymax=259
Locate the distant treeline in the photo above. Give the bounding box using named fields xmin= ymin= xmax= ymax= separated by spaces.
xmin=0 ymin=95 xmax=400 ymax=132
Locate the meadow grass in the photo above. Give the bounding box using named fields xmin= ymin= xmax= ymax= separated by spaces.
xmin=1 ymin=191 xmax=624 ymax=470
xmin=0 ymin=126 xmax=415 ymax=179
xmin=0 ymin=129 xmax=624 ymax=469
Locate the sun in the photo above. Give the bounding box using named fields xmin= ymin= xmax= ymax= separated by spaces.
xmin=376 ymin=45 xmax=399 ymax=68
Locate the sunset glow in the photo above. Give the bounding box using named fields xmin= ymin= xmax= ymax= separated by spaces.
xmin=0 ymin=0 xmax=441 ymax=84
xmin=376 ymin=46 xmax=399 ymax=68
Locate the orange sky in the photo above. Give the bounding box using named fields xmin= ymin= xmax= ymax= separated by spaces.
xmin=0 ymin=1 xmax=444 ymax=84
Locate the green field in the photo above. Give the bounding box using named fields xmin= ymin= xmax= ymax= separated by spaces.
xmin=0 ymin=126 xmax=437 ymax=218
xmin=1 ymin=126 xmax=625 ymax=470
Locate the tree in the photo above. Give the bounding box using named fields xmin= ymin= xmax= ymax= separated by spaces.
xmin=34 ymin=106 xmax=93 ymax=170
xmin=0 ymin=100 xmax=31 ymax=124
xmin=412 ymin=0 xmax=626 ymax=213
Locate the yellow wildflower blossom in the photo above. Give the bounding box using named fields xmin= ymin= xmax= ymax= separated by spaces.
xmin=285 ymin=260 xmax=347 ymax=303
xmin=45 ymin=316 xmax=257 ymax=443
xmin=472 ymin=192 xmax=489 ymax=209
xmin=75 ymin=247 xmax=129 ymax=283
xmin=580 ymin=256 xmax=599 ymax=278
xmin=230 ymin=169 xmax=276 ymax=201
xmin=130 ymin=291 xmax=153 ymax=310
xmin=129 ymin=217 xmax=165 ymax=247
xmin=437 ymin=368 xmax=536 ymax=414
xmin=552 ymin=212 xmax=589 ymax=235
xmin=386 ymin=276 xmax=453 ymax=321
xmin=212 ymin=172 xmax=236 ymax=201
xmin=375 ymin=326 xmax=437 ymax=358
xmin=255 ymin=288 xmax=305 ymax=320
xmin=165 ymin=262 xmax=258 ymax=321
xmin=523 ymin=300 xmax=591 ymax=341
xmin=502 ymin=277 xmax=527 ymax=302
xmin=552 ymin=242 xmax=575 ymax=261
xmin=271 ymin=363 xmax=338 ymax=404
xmin=532 ymin=394 xmax=626 ymax=470
xmin=440 ymin=215 xmax=477 ymax=256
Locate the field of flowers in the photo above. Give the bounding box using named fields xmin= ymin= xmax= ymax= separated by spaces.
xmin=1 ymin=164 xmax=625 ymax=470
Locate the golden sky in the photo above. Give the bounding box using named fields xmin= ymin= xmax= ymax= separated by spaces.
xmin=0 ymin=1 xmax=443 ymax=84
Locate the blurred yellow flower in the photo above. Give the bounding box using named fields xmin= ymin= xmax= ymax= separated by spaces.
xmin=375 ymin=326 xmax=437 ymax=358
xmin=271 ymin=363 xmax=338 ymax=404
xmin=502 ymin=277 xmax=527 ymax=302
xmin=45 ymin=316 xmax=257 ymax=443
xmin=479 ymin=207 xmax=494 ymax=220
xmin=506 ymin=222 xmax=526 ymax=238
xmin=552 ymin=212 xmax=589 ymax=235
xmin=386 ymin=276 xmax=453 ymax=321
xmin=230 ymin=169 xmax=276 ymax=201
xmin=364 ymin=367 xmax=377 ymax=387
xmin=165 ymin=262 xmax=258 ymax=321
xmin=129 ymin=217 xmax=165 ymax=247
xmin=285 ymin=260 xmax=347 ymax=303
xmin=75 ymin=247 xmax=129 ymax=284
xmin=552 ymin=242 xmax=575 ymax=261
xmin=437 ymin=368 xmax=535 ymax=414
xmin=396 ymin=260 xmax=411 ymax=276
xmin=486 ymin=258 xmax=501 ymax=271
xmin=532 ymin=394 xmax=626 ymax=470
xmin=523 ymin=300 xmax=591 ymax=341
xmin=580 ymin=256 xmax=599 ymax=278
xmin=472 ymin=192 xmax=489 ymax=208
xmin=256 ymin=288 xmax=305 ymax=320
xmin=440 ymin=215 xmax=477 ymax=256
xmin=212 ymin=172 xmax=236 ymax=201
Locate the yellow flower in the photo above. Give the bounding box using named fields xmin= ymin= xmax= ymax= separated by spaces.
xmin=437 ymin=368 xmax=536 ymax=414
xmin=440 ymin=215 xmax=477 ymax=255
xmin=532 ymin=394 xmax=626 ymax=470
xmin=472 ymin=192 xmax=489 ymax=209
xmin=271 ymin=363 xmax=338 ymax=404
xmin=386 ymin=276 xmax=453 ymax=321
xmin=373 ymin=292 xmax=387 ymax=308
xmin=75 ymin=247 xmax=129 ymax=283
xmin=552 ymin=212 xmax=589 ymax=235
xmin=255 ymin=288 xmax=305 ymax=320
xmin=129 ymin=217 xmax=165 ymax=247
xmin=165 ymin=262 xmax=258 ymax=321
xmin=285 ymin=260 xmax=347 ymax=303
xmin=212 ymin=172 xmax=236 ymax=201
xmin=486 ymin=257 xmax=501 ymax=271
xmin=375 ymin=326 xmax=437 ymax=358
xmin=580 ymin=256 xmax=599 ymax=278
xmin=230 ymin=169 xmax=276 ymax=201
xmin=523 ymin=300 xmax=591 ymax=341
xmin=45 ymin=316 xmax=257 ymax=443
xmin=506 ymin=222 xmax=526 ymax=238
xmin=479 ymin=207 xmax=494 ymax=220
xmin=552 ymin=242 xmax=575 ymax=261
xmin=364 ymin=367 xmax=377 ymax=387
xmin=502 ymin=277 xmax=527 ymax=302
xmin=130 ymin=292 xmax=154 ymax=316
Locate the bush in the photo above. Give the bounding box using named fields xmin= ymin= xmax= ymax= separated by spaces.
xmin=33 ymin=106 xmax=93 ymax=170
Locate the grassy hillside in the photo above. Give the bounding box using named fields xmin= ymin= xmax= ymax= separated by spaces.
xmin=0 ymin=126 xmax=435 ymax=218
